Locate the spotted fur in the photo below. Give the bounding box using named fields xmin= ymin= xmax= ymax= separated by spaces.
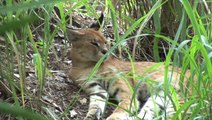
xmin=67 ymin=19 xmax=193 ymax=120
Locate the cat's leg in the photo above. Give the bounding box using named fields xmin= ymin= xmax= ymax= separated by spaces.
xmin=82 ymin=81 xmax=109 ymax=120
xmin=106 ymin=80 xmax=141 ymax=120
xmin=137 ymin=90 xmax=174 ymax=120
xmin=106 ymin=97 xmax=134 ymax=120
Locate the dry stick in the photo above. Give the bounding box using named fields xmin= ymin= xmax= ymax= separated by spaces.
xmin=202 ymin=0 xmax=211 ymax=14
xmin=132 ymin=0 xmax=163 ymax=61
xmin=132 ymin=11 xmax=154 ymax=61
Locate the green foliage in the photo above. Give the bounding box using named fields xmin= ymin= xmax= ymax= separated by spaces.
xmin=0 ymin=0 xmax=211 ymax=119
xmin=0 ymin=102 xmax=48 ymax=120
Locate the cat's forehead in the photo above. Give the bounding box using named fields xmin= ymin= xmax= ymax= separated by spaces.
xmin=81 ymin=29 xmax=107 ymax=42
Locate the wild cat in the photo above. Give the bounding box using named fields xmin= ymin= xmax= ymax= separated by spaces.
xmin=67 ymin=14 xmax=193 ymax=120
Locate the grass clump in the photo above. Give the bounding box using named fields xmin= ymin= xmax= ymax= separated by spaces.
xmin=0 ymin=0 xmax=211 ymax=119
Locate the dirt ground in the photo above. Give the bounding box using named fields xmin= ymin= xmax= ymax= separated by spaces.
xmin=0 ymin=11 xmax=115 ymax=120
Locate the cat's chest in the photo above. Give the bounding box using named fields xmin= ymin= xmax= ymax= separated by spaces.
xmin=70 ymin=65 xmax=126 ymax=87
xmin=69 ymin=68 xmax=93 ymax=84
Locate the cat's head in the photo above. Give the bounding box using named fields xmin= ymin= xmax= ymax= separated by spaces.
xmin=67 ymin=13 xmax=108 ymax=63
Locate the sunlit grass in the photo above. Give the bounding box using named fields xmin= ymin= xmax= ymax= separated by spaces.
xmin=0 ymin=0 xmax=211 ymax=119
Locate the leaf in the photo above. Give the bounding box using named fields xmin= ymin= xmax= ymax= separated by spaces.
xmin=0 ymin=15 xmax=39 ymax=33
xmin=0 ymin=102 xmax=48 ymax=120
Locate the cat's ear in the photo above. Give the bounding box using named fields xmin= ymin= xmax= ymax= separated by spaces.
xmin=66 ymin=29 xmax=84 ymax=42
xmin=89 ymin=13 xmax=104 ymax=31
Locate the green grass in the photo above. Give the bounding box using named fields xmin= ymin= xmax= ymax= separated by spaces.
xmin=0 ymin=0 xmax=211 ymax=120
xmin=0 ymin=102 xmax=48 ymax=120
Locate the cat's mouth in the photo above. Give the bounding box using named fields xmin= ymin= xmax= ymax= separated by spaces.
xmin=103 ymin=55 xmax=109 ymax=61
xmin=101 ymin=49 xmax=108 ymax=55
xmin=98 ymin=53 xmax=108 ymax=61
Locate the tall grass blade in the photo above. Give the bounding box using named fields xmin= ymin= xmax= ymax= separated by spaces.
xmin=0 ymin=102 xmax=48 ymax=120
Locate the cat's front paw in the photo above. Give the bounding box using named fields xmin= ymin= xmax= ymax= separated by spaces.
xmin=84 ymin=107 xmax=102 ymax=120
xmin=106 ymin=113 xmax=131 ymax=120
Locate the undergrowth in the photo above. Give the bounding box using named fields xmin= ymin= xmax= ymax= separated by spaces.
xmin=0 ymin=0 xmax=211 ymax=120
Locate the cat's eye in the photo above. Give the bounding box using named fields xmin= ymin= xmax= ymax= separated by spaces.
xmin=91 ymin=42 xmax=100 ymax=47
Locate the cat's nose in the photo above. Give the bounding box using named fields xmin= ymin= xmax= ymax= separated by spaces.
xmin=101 ymin=49 xmax=108 ymax=54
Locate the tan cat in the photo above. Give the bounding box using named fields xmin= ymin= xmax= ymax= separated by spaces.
xmin=67 ymin=15 xmax=193 ymax=120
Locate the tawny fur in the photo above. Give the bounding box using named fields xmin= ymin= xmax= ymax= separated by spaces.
xmin=67 ymin=28 xmax=192 ymax=120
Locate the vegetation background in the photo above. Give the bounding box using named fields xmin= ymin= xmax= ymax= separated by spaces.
xmin=0 ymin=0 xmax=211 ymax=120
